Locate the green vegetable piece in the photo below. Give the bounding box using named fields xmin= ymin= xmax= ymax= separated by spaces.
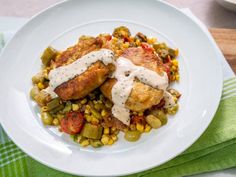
xmin=32 ymin=72 xmax=44 ymax=84
xmin=90 ymin=140 xmax=103 ymax=148
xmin=41 ymin=112 xmax=53 ymax=125
xmin=150 ymin=109 xmax=168 ymax=125
xmin=81 ymin=123 xmax=103 ymax=140
xmin=30 ymin=86 xmax=40 ymax=99
xmin=168 ymin=48 xmax=177 ymax=58
xmin=145 ymin=115 xmax=162 ymax=128
xmin=46 ymin=97 xmax=60 ymax=110
xmin=112 ymin=26 xmax=131 ymax=38
xmin=41 ymin=46 xmax=57 ymax=66
xmin=62 ymin=101 xmax=72 ymax=113
xmin=49 ymin=104 xmax=64 ymax=114
xmin=124 ymin=130 xmax=141 ymax=142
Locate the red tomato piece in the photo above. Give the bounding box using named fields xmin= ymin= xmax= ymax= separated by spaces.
xmin=131 ymin=115 xmax=146 ymax=125
xmin=141 ymin=43 xmax=154 ymax=52
xmin=60 ymin=111 xmax=85 ymax=135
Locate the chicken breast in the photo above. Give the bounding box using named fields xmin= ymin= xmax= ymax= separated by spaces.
xmin=50 ymin=36 xmax=114 ymax=100
xmin=100 ymin=47 xmax=165 ymax=112
xmin=53 ymin=36 xmax=103 ymax=68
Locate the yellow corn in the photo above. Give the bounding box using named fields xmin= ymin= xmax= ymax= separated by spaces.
xmin=101 ymin=135 xmax=109 ymax=145
xmin=123 ymin=43 xmax=129 ymax=48
xmin=172 ymin=59 xmax=178 ymax=66
xmin=52 ymin=118 xmax=59 ymax=126
xmin=91 ymin=117 xmax=99 ymax=124
xmin=81 ymin=98 xmax=87 ymax=104
xmin=80 ymin=139 xmax=90 ymax=147
xmin=173 ymin=96 xmax=178 ymax=103
xmin=176 ymin=74 xmax=180 ymax=81
xmin=108 ymin=138 xmax=114 ymax=145
xmin=113 ymin=37 xmax=118 ymax=42
xmin=171 ymin=65 xmax=177 ymax=71
xmin=147 ymin=37 xmax=157 ymax=44
xmin=138 ymin=112 xmax=143 ymax=116
xmin=37 ymin=82 xmax=45 ymax=90
xmin=175 ymin=49 xmax=179 ymax=57
xmin=136 ymin=123 xmax=144 ymax=132
xmin=111 ymin=134 xmax=118 ymax=141
xmin=101 ymin=109 xmax=108 ymax=117
xmin=72 ymin=104 xmax=79 ymax=111
xmin=85 ymin=114 xmax=92 ymax=122
xmin=144 ymin=124 xmax=152 ymax=132
xmin=84 ymin=105 xmax=91 ymax=114
xmin=135 ymin=39 xmax=141 ymax=46
xmin=104 ymin=128 xmax=110 ymax=135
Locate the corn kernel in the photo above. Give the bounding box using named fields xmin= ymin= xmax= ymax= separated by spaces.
xmin=101 ymin=109 xmax=108 ymax=117
xmin=136 ymin=123 xmax=144 ymax=132
xmin=172 ymin=59 xmax=178 ymax=66
xmin=147 ymin=37 xmax=157 ymax=44
xmin=52 ymin=118 xmax=59 ymax=126
xmin=80 ymin=139 xmax=90 ymax=147
xmin=135 ymin=39 xmax=141 ymax=46
xmin=104 ymin=128 xmax=110 ymax=135
xmin=171 ymin=66 xmax=177 ymax=71
xmin=91 ymin=117 xmax=99 ymax=124
xmin=176 ymin=75 xmax=180 ymax=81
xmin=123 ymin=43 xmax=129 ymax=48
xmin=101 ymin=135 xmax=109 ymax=145
xmin=173 ymin=96 xmax=178 ymax=103
xmin=72 ymin=104 xmax=79 ymax=111
xmin=37 ymin=82 xmax=45 ymax=90
xmin=175 ymin=49 xmax=179 ymax=56
xmin=113 ymin=37 xmax=118 ymax=42
xmin=144 ymin=124 xmax=152 ymax=132
xmin=84 ymin=105 xmax=91 ymax=114
xmin=85 ymin=114 xmax=92 ymax=122
xmin=138 ymin=112 xmax=143 ymax=116
xmin=81 ymin=98 xmax=87 ymax=104
xmin=108 ymin=138 xmax=114 ymax=145
xmin=111 ymin=134 xmax=118 ymax=141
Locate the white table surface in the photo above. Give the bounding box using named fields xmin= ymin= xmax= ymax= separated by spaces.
xmin=0 ymin=0 xmax=236 ymax=177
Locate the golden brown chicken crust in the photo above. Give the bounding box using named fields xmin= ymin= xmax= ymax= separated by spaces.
xmin=121 ymin=47 xmax=164 ymax=73
xmin=100 ymin=47 xmax=165 ymax=111
xmin=55 ymin=62 xmax=114 ymax=100
xmin=100 ymin=79 xmax=163 ymax=112
xmin=53 ymin=37 xmax=103 ymax=68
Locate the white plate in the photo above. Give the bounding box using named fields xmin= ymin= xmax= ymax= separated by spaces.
xmin=0 ymin=0 xmax=222 ymax=176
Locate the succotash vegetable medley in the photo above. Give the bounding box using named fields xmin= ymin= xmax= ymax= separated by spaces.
xmin=30 ymin=26 xmax=181 ymax=148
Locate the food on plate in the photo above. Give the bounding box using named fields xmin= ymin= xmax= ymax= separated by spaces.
xmin=30 ymin=26 xmax=181 ymax=148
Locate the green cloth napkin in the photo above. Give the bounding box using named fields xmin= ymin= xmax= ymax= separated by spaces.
xmin=1 ymin=33 xmax=236 ymax=177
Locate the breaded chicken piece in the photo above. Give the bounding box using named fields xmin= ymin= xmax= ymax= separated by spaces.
xmin=100 ymin=47 xmax=165 ymax=112
xmin=52 ymin=36 xmax=103 ymax=68
xmin=55 ymin=62 xmax=114 ymax=100
xmin=49 ymin=36 xmax=114 ymax=100
xmin=100 ymin=79 xmax=163 ymax=112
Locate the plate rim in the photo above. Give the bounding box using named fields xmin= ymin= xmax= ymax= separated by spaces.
xmin=0 ymin=0 xmax=223 ymax=176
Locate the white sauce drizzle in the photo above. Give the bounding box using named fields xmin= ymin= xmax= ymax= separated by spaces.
xmin=111 ymin=57 xmax=172 ymax=125
xmin=43 ymin=49 xmax=115 ymax=98
xmin=42 ymin=49 xmax=176 ymax=126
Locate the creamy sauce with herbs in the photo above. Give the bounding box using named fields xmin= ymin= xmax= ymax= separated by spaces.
xmin=43 ymin=49 xmax=176 ymax=125
xmin=163 ymin=91 xmax=176 ymax=108
xmin=111 ymin=57 xmax=170 ymax=125
xmin=43 ymin=49 xmax=115 ymax=98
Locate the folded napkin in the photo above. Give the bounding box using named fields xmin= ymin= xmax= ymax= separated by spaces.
xmin=0 ymin=16 xmax=236 ymax=177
